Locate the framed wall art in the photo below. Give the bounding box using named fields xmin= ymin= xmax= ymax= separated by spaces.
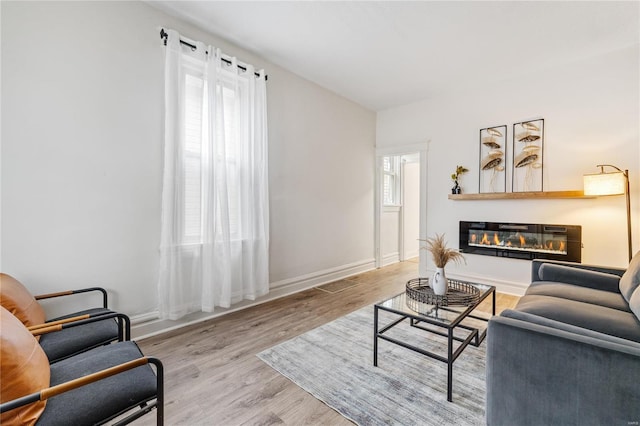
xmin=512 ymin=118 xmax=544 ymax=192
xmin=479 ymin=125 xmax=507 ymax=193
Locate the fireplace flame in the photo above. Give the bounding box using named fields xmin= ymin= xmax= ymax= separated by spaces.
xmin=493 ymin=233 xmax=501 ymax=246
xmin=542 ymin=240 xmax=567 ymax=252
xmin=481 ymin=233 xmax=490 ymax=245
xmin=519 ymin=234 xmax=526 ymax=247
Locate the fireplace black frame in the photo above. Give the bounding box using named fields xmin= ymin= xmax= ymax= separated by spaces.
xmin=459 ymin=221 xmax=582 ymax=263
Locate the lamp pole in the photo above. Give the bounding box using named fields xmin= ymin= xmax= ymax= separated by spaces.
xmin=623 ymin=168 xmax=632 ymax=263
xmin=596 ymin=164 xmax=632 ymax=262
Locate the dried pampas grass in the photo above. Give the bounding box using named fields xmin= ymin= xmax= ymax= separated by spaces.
xmin=422 ymin=234 xmax=465 ymax=268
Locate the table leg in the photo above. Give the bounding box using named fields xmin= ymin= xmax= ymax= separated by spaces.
xmin=447 ymin=327 xmax=453 ymax=402
xmin=373 ymin=305 xmax=379 ymax=367
xmin=492 ymin=289 xmax=496 ymax=316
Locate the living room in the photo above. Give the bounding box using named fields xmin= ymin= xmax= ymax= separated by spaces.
xmin=2 ymin=1 xmax=639 ymax=425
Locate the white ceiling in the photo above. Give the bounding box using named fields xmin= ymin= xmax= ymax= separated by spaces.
xmin=150 ymin=1 xmax=640 ymax=111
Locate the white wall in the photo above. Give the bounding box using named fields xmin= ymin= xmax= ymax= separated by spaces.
xmin=1 ymin=1 xmax=376 ymax=319
xmin=377 ymin=45 xmax=640 ymax=294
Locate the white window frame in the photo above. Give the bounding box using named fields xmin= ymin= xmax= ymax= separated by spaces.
xmin=382 ymin=155 xmax=401 ymax=206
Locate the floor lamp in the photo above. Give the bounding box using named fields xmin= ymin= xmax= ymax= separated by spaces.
xmin=583 ymin=164 xmax=632 ymax=263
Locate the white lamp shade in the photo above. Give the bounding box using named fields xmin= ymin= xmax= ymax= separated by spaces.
xmin=583 ymin=171 xmax=626 ymax=196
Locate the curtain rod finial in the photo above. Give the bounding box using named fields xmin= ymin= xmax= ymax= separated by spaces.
xmin=160 ymin=28 xmax=168 ymax=46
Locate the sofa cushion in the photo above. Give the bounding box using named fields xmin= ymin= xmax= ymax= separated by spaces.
xmin=526 ymin=282 xmax=630 ymax=312
xmin=0 ymin=307 xmax=50 ymax=426
xmin=515 ymin=294 xmax=640 ymax=343
xmin=620 ymin=251 xmax=640 ymax=303
xmin=0 ymin=273 xmax=46 ymax=328
xmin=538 ymin=263 xmax=620 ymax=293
xmin=630 ymin=287 xmax=640 ymax=321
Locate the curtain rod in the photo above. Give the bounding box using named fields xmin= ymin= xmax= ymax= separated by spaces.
xmin=160 ymin=29 xmax=267 ymax=80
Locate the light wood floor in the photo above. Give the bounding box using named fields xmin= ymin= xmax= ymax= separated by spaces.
xmin=136 ymin=260 xmax=519 ymax=425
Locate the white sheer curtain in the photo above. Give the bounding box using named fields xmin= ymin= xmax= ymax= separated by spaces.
xmin=159 ymin=29 xmax=269 ymax=320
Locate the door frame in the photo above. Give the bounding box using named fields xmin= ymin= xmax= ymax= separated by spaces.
xmin=374 ymin=141 xmax=430 ymax=272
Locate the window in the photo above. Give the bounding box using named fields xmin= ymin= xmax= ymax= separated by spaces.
xmin=181 ymin=67 xmax=247 ymax=244
xmin=383 ymin=156 xmax=401 ymax=205
xmin=183 ymin=73 xmax=204 ymax=243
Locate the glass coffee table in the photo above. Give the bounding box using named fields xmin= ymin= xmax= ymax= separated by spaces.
xmin=373 ymin=280 xmax=495 ymax=402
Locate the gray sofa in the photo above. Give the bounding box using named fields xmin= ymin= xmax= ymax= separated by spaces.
xmin=486 ymin=254 xmax=640 ymax=425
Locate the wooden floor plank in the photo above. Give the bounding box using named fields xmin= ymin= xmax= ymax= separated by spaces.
xmin=135 ymin=261 xmax=519 ymax=425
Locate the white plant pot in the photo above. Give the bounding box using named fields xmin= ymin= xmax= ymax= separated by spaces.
xmin=432 ymin=267 xmax=448 ymax=296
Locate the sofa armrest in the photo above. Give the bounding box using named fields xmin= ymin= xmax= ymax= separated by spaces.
xmin=486 ymin=316 xmax=640 ymax=426
xmin=531 ymin=259 xmax=625 ymax=282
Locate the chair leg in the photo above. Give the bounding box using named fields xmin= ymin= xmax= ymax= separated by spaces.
xmin=149 ymin=357 xmax=164 ymax=426
xmin=116 ymin=314 xmax=131 ymax=341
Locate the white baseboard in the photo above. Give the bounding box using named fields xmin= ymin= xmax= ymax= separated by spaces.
xmin=403 ymin=250 xmax=420 ymax=261
xmin=131 ymin=258 xmax=377 ymax=340
xmin=269 ymin=258 xmax=376 ymax=292
xmin=382 ymin=252 xmax=400 ymax=266
xmin=129 ymin=311 xmax=160 ymax=326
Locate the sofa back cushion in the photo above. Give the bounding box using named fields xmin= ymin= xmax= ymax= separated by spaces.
xmin=538 ymin=263 xmax=620 ymax=293
xmin=0 ymin=273 xmax=46 ymax=327
xmin=1 ymin=306 xmax=50 ymax=425
xmin=620 ymin=251 xmax=640 ymax=304
xmin=629 ymin=287 xmax=640 ymax=321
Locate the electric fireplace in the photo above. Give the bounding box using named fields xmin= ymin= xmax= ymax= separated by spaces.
xmin=459 ymin=221 xmax=582 ymax=263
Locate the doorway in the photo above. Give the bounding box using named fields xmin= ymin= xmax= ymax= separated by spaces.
xmin=375 ymin=143 xmax=429 ymax=273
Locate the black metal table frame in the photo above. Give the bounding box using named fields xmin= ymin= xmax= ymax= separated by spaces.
xmin=373 ymin=286 xmax=496 ymax=402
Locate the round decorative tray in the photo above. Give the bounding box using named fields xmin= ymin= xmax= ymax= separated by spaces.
xmin=406 ymin=277 xmax=481 ymax=307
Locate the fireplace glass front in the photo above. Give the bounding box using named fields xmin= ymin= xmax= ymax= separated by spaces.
xmin=459 ymin=221 xmax=582 ymax=262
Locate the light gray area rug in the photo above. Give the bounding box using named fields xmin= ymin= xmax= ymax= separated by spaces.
xmin=257 ymin=305 xmax=486 ymax=426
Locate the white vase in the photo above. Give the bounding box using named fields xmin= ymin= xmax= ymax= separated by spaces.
xmin=432 ymin=267 xmax=448 ymax=296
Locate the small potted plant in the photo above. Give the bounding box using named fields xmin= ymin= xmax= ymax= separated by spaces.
xmin=423 ymin=233 xmax=465 ymax=295
xmin=451 ymin=165 xmax=469 ymax=194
